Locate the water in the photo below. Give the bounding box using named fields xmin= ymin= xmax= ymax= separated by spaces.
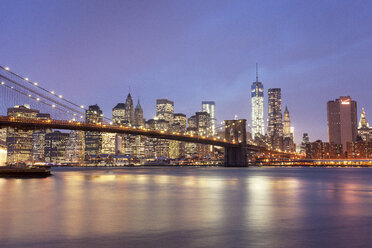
xmin=1 ymin=167 xmax=372 ymax=248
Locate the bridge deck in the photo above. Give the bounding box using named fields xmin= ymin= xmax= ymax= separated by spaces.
xmin=0 ymin=116 xmax=238 ymax=147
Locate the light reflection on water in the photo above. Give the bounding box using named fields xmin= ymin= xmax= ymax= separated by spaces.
xmin=1 ymin=167 xmax=372 ymax=247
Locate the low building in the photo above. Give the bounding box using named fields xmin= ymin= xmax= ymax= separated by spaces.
xmin=346 ymin=141 xmax=372 ymax=159
xmin=305 ymin=140 xmax=343 ymax=159
xmin=45 ymin=131 xmax=69 ymax=163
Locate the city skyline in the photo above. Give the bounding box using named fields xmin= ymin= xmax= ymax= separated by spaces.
xmin=1 ymin=0 xmax=371 ymax=144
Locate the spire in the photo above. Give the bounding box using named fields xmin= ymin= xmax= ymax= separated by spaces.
xmin=135 ymin=98 xmax=142 ymax=109
xmin=256 ymin=62 xmax=259 ymax=82
xmin=359 ymin=107 xmax=369 ymax=128
xmin=285 ymin=106 xmax=288 ymax=113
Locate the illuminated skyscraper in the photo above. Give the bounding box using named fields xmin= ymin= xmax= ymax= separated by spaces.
xmin=156 ymin=99 xmax=174 ymax=124
xmin=6 ymin=105 xmax=39 ymax=164
xmin=283 ymin=106 xmax=294 ymax=152
xmin=85 ymin=104 xmax=103 ymax=156
xmin=358 ymin=108 xmax=371 ymax=141
xmin=134 ymin=99 xmax=144 ymax=127
xmin=65 ymin=130 xmax=85 ymax=162
xmin=112 ymin=103 xmax=126 ymax=125
xmin=268 ymin=88 xmax=283 ymax=150
xmin=44 ymin=131 xmax=69 ymax=163
xmin=124 ymin=93 xmax=134 ymax=126
xmin=327 ymin=96 xmax=357 ymax=150
xmin=32 ymin=113 xmax=52 ymax=162
xmin=202 ymin=101 xmax=216 ymax=136
xmin=170 ymin=113 xmax=187 ymax=158
xmin=251 ymin=63 xmax=264 ymax=139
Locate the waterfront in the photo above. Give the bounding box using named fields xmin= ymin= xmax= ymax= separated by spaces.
xmin=1 ymin=167 xmax=372 ymax=247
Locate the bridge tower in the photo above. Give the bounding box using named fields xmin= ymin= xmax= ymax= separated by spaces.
xmin=224 ymin=119 xmax=247 ymax=167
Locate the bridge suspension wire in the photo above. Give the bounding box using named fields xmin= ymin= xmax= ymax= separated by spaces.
xmin=0 ymin=65 xmax=86 ymax=111
xmin=0 ymin=74 xmax=84 ymax=119
xmin=0 ymin=81 xmax=80 ymax=119
xmin=0 ymin=66 xmax=112 ymax=123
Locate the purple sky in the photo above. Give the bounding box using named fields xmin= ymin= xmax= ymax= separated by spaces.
xmin=1 ymin=0 xmax=371 ymax=143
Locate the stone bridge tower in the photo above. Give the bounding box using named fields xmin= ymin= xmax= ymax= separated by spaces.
xmin=224 ymin=119 xmax=247 ymax=167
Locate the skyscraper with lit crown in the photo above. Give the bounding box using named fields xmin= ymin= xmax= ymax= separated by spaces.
xmin=358 ymin=108 xmax=371 ymax=141
xmin=327 ymin=96 xmax=357 ymax=150
xmin=251 ymin=63 xmax=264 ymax=139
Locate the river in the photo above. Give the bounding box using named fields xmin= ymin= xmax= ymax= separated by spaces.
xmin=0 ymin=167 xmax=372 ymax=247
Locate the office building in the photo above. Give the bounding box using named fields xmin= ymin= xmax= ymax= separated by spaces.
xmin=251 ymin=63 xmax=264 ymax=139
xmin=268 ymin=88 xmax=283 ymax=150
xmin=156 ymin=99 xmax=174 ymax=124
xmin=32 ymin=113 xmax=52 ymax=162
xmin=202 ymin=101 xmax=216 ymax=136
xmin=170 ymin=113 xmax=187 ymax=158
xmin=300 ymin=133 xmax=309 ymax=154
xmin=101 ymin=132 xmax=116 ymax=154
xmin=112 ymin=103 xmax=126 ymax=125
xmin=6 ymin=105 xmax=39 ymax=164
xmin=305 ymin=140 xmax=343 ymax=159
xmin=346 ymin=141 xmax=372 ymax=159
xmin=65 ymin=130 xmax=85 ymax=162
xmin=283 ymin=106 xmax=294 ymax=152
xmin=327 ymin=96 xmax=357 ymax=150
xmin=85 ymin=104 xmax=103 ymax=157
xmin=124 ymin=93 xmax=134 ymax=126
xmin=44 ymin=131 xmax=69 ymax=163
xmin=134 ymin=99 xmax=144 ymax=127
xmin=358 ymin=108 xmax=371 ymax=141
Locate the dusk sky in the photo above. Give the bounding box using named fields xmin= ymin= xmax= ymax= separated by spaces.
xmin=1 ymin=0 xmax=371 ymax=143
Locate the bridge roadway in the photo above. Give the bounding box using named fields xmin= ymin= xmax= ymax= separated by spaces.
xmin=0 ymin=116 xmax=243 ymax=147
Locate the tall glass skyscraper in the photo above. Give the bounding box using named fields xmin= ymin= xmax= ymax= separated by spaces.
xmin=202 ymin=101 xmax=216 ymax=136
xmin=268 ymin=88 xmax=283 ymax=150
xmin=251 ymin=64 xmax=264 ymax=139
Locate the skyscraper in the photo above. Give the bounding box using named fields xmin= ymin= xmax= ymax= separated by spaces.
xmin=156 ymin=99 xmax=174 ymax=124
xmin=44 ymin=131 xmax=69 ymax=163
xmin=6 ymin=105 xmax=39 ymax=164
xmin=134 ymin=99 xmax=145 ymax=157
xmin=251 ymin=63 xmax=264 ymax=139
xmin=358 ymin=108 xmax=371 ymax=141
xmin=124 ymin=93 xmax=134 ymax=126
xmin=65 ymin=130 xmax=85 ymax=162
xmin=32 ymin=113 xmax=52 ymax=162
xmin=283 ymin=106 xmax=294 ymax=152
xmin=327 ymin=96 xmax=357 ymax=150
xmin=112 ymin=103 xmax=126 ymax=125
xmin=85 ymin=104 xmax=103 ymax=156
xmin=268 ymin=88 xmax=283 ymax=150
xmin=202 ymin=101 xmax=216 ymax=136
xmin=134 ymin=99 xmax=144 ymax=127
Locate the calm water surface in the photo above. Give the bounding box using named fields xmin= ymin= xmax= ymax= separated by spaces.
xmin=1 ymin=167 xmax=372 ymax=248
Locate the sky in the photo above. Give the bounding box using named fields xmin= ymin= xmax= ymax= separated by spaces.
xmin=0 ymin=0 xmax=371 ymax=143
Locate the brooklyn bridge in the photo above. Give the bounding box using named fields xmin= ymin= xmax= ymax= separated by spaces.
xmin=0 ymin=65 xmax=293 ymax=166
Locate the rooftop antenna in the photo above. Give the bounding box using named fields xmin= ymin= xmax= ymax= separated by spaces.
xmin=256 ymin=62 xmax=259 ymax=82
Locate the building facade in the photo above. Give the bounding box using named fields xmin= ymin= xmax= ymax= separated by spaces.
xmin=156 ymin=99 xmax=174 ymax=124
xmin=202 ymin=101 xmax=216 ymax=136
xmin=305 ymin=140 xmax=343 ymax=159
xmin=85 ymin=104 xmax=103 ymax=157
xmin=6 ymin=105 xmax=39 ymax=165
xmin=327 ymin=96 xmax=357 ymax=151
xmin=358 ymin=108 xmax=371 ymax=141
xmin=44 ymin=131 xmax=69 ymax=163
xmin=112 ymin=103 xmax=126 ymax=125
xmin=251 ymin=65 xmax=264 ymax=139
xmin=283 ymin=106 xmax=294 ymax=152
xmin=32 ymin=113 xmax=52 ymax=162
xmin=268 ymin=88 xmax=283 ymax=150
